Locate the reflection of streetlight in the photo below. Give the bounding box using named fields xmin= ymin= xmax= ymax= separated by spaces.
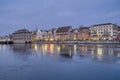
xmin=57 ymin=46 xmax=60 ymax=54
xmin=91 ymin=48 xmax=94 ymax=55
xmin=34 ymin=44 xmax=38 ymax=51
xmin=0 ymin=45 xmax=7 ymax=51
xmin=69 ymin=47 xmax=72 ymax=57
xmin=117 ymin=53 xmax=120 ymax=57
xmin=74 ymin=44 xmax=77 ymax=54
xmin=97 ymin=48 xmax=102 ymax=56
xmin=49 ymin=44 xmax=54 ymax=55
xmin=42 ymin=44 xmax=48 ymax=55
xmin=33 ymin=44 xmax=39 ymax=55
xmin=97 ymin=46 xmax=103 ymax=61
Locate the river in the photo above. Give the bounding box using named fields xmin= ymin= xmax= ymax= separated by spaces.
xmin=0 ymin=44 xmax=120 ymax=80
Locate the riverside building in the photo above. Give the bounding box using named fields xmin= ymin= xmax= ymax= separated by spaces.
xmin=90 ymin=23 xmax=118 ymax=40
xmin=12 ymin=29 xmax=31 ymax=43
xmin=56 ymin=26 xmax=73 ymax=41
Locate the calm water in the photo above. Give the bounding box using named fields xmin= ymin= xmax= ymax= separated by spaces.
xmin=0 ymin=44 xmax=120 ymax=80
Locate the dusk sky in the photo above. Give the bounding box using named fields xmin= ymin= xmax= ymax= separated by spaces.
xmin=0 ymin=0 xmax=120 ymax=36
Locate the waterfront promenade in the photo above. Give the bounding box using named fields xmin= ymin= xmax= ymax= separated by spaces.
xmin=0 ymin=40 xmax=120 ymax=44
xmin=35 ymin=40 xmax=120 ymax=44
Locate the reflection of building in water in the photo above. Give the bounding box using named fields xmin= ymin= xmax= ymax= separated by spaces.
xmin=78 ymin=44 xmax=88 ymax=54
xmin=32 ymin=44 xmax=43 ymax=55
xmin=12 ymin=44 xmax=32 ymax=61
xmin=74 ymin=44 xmax=77 ymax=54
xmin=90 ymin=45 xmax=119 ymax=63
xmin=47 ymin=44 xmax=54 ymax=55
xmin=11 ymin=43 xmax=120 ymax=63
xmin=0 ymin=45 xmax=7 ymax=51
xmin=12 ymin=44 xmax=31 ymax=52
xmin=32 ymin=44 xmax=56 ymax=56
xmin=56 ymin=45 xmax=61 ymax=54
xmin=31 ymin=44 xmax=45 ymax=55
xmin=96 ymin=45 xmax=103 ymax=60
xmin=59 ymin=44 xmax=73 ymax=58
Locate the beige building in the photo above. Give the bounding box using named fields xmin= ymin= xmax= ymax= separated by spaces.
xmin=36 ymin=30 xmax=48 ymax=41
xmin=12 ymin=29 xmax=31 ymax=43
xmin=31 ymin=31 xmax=37 ymax=42
xmin=71 ymin=29 xmax=79 ymax=40
xmin=47 ymin=29 xmax=57 ymax=41
xmin=90 ymin=23 xmax=118 ymax=40
xmin=78 ymin=27 xmax=90 ymax=40
xmin=56 ymin=26 xmax=73 ymax=41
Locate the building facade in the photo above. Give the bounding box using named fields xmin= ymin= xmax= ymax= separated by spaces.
xmin=78 ymin=27 xmax=90 ymax=40
xmin=71 ymin=29 xmax=79 ymax=40
xmin=90 ymin=23 xmax=118 ymax=40
xmin=41 ymin=30 xmax=48 ymax=41
xmin=36 ymin=30 xmax=42 ymax=41
xmin=36 ymin=30 xmax=48 ymax=41
xmin=12 ymin=29 xmax=31 ymax=43
xmin=47 ymin=29 xmax=57 ymax=41
xmin=31 ymin=31 xmax=37 ymax=42
xmin=56 ymin=26 xmax=73 ymax=41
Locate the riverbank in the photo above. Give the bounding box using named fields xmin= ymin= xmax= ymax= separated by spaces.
xmin=0 ymin=40 xmax=120 ymax=44
xmin=35 ymin=40 xmax=120 ymax=44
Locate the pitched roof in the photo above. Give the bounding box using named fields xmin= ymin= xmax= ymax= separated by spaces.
xmin=13 ymin=29 xmax=31 ymax=34
xmin=92 ymin=23 xmax=113 ymax=26
xmin=71 ymin=29 xmax=79 ymax=32
xmin=56 ymin=26 xmax=72 ymax=33
xmin=79 ymin=27 xmax=89 ymax=30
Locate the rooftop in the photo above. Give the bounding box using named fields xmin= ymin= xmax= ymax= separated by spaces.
xmin=56 ymin=26 xmax=72 ymax=33
xmin=92 ymin=23 xmax=113 ymax=26
xmin=13 ymin=29 xmax=31 ymax=34
xmin=79 ymin=27 xmax=89 ymax=30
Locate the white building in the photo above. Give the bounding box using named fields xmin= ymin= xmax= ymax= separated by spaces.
xmin=90 ymin=23 xmax=118 ymax=40
xmin=36 ymin=30 xmax=48 ymax=41
xmin=36 ymin=30 xmax=42 ymax=40
xmin=48 ymin=29 xmax=57 ymax=41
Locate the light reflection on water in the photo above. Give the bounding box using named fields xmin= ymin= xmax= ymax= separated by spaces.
xmin=0 ymin=44 xmax=120 ymax=80
xmin=29 ymin=44 xmax=120 ymax=63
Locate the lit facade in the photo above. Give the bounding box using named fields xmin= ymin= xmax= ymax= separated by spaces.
xmin=47 ymin=29 xmax=56 ymax=41
xmin=41 ymin=30 xmax=48 ymax=41
xmin=12 ymin=29 xmax=31 ymax=43
xmin=36 ymin=30 xmax=42 ymax=40
xmin=90 ymin=23 xmax=118 ymax=40
xmin=71 ymin=29 xmax=79 ymax=40
xmin=56 ymin=26 xmax=73 ymax=41
xmin=36 ymin=30 xmax=48 ymax=41
xmin=31 ymin=31 xmax=37 ymax=42
xmin=78 ymin=27 xmax=90 ymax=40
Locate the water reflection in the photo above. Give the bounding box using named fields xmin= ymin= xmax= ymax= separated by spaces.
xmin=12 ymin=44 xmax=32 ymax=53
xmin=11 ymin=44 xmax=32 ymax=61
xmin=10 ymin=44 xmax=120 ymax=63
xmin=0 ymin=44 xmax=7 ymax=51
xmin=58 ymin=44 xmax=73 ymax=58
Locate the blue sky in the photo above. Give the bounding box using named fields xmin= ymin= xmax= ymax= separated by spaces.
xmin=0 ymin=0 xmax=120 ymax=36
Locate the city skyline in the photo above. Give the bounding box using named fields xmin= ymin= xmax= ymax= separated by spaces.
xmin=0 ymin=0 xmax=120 ymax=36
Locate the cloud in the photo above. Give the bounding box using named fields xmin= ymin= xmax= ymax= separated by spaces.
xmin=0 ymin=0 xmax=120 ymax=36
